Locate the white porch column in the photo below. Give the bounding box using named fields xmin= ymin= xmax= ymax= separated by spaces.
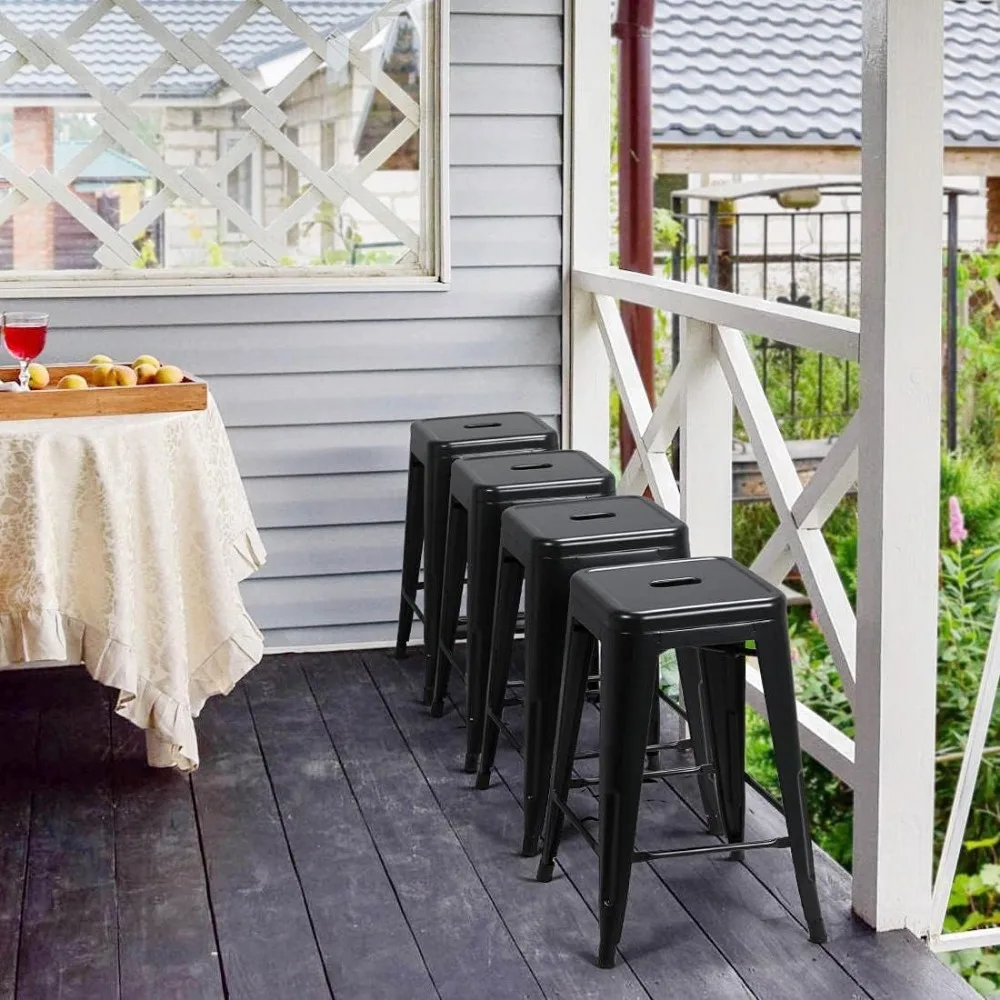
xmin=563 ymin=0 xmax=611 ymax=465
xmin=853 ymin=0 xmax=944 ymax=933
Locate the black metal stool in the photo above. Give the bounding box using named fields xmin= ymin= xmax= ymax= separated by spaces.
xmin=475 ymin=495 xmax=725 ymax=857
xmin=433 ymin=451 xmax=616 ymax=773
xmin=537 ymin=557 xmax=826 ymax=969
xmin=394 ymin=413 xmax=557 ymax=704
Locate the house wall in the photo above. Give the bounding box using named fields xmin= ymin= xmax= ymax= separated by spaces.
xmin=161 ymin=65 xmax=422 ymax=266
xmin=41 ymin=0 xmax=565 ymax=650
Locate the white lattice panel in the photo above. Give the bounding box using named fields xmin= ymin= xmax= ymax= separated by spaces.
xmin=0 ymin=0 xmax=428 ymax=270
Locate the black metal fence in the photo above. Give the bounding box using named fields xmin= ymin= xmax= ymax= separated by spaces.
xmin=666 ymin=193 xmax=966 ymax=448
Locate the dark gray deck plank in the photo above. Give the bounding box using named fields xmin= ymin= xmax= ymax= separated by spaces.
xmin=0 ymin=676 xmax=40 ymax=1000
xmin=304 ymin=652 xmax=546 ymax=1000
xmin=415 ymin=650 xmax=756 ymax=1000
xmin=191 ymin=687 xmax=333 ymax=1000
xmin=364 ymin=650 xmax=653 ymax=1000
xmin=16 ymin=670 xmax=120 ymax=1000
xmin=691 ymin=774 xmax=981 ymax=1000
xmin=243 ymin=658 xmax=440 ymax=1000
xmin=110 ymin=715 xmax=224 ymax=1000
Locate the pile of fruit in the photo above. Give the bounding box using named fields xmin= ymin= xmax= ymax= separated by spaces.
xmin=26 ymin=355 xmax=185 ymax=391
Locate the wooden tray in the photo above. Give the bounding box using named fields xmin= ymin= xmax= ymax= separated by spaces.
xmin=0 ymin=365 xmax=207 ymax=421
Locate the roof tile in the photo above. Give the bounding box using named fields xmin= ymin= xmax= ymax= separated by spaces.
xmin=653 ymin=0 xmax=1000 ymax=146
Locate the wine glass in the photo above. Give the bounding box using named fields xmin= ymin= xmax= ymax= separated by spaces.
xmin=2 ymin=312 xmax=48 ymax=391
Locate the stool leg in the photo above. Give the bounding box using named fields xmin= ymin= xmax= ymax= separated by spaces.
xmin=598 ymin=638 xmax=659 ymax=969
xmin=521 ymin=569 xmax=571 ymax=857
xmin=395 ymin=455 xmax=425 ymax=660
xmin=430 ymin=502 xmax=467 ymax=719
xmin=646 ymin=690 xmax=661 ymax=771
xmin=756 ymin=621 xmax=827 ymax=945
xmin=464 ymin=515 xmax=503 ymax=775
xmin=701 ymin=646 xmax=747 ymax=847
xmin=537 ymin=620 xmax=595 ymax=884
xmin=476 ymin=551 xmax=524 ymax=791
xmin=421 ymin=462 xmax=452 ymax=705
xmin=677 ymin=649 xmax=725 ymax=836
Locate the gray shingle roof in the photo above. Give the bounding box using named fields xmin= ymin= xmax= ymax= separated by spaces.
xmin=653 ymin=0 xmax=1000 ymax=147
xmin=0 ymin=1 xmax=382 ymax=100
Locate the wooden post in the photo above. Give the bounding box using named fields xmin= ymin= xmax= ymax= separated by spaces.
xmin=12 ymin=106 xmax=54 ymax=271
xmin=563 ymin=0 xmax=611 ymax=465
xmin=853 ymin=0 xmax=943 ymax=934
xmin=987 ymin=177 xmax=1000 ymax=248
xmin=680 ymin=318 xmax=732 ymax=556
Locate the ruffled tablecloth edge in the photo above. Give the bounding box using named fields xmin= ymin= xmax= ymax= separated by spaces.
xmin=0 ymin=531 xmax=267 ymax=772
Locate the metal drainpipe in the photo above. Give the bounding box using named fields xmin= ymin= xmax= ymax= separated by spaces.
xmin=613 ymin=0 xmax=656 ymax=472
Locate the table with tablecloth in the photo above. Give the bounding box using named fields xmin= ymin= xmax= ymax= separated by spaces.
xmin=0 ymin=394 xmax=265 ymax=770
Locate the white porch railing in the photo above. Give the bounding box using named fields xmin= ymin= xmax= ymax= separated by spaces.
xmin=576 ymin=265 xmax=860 ymax=784
xmin=575 ymin=263 xmax=1000 ymax=954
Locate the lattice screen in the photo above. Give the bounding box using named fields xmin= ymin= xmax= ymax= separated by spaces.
xmin=0 ymin=0 xmax=431 ymax=272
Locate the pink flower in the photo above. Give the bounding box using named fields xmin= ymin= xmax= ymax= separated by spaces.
xmin=949 ymin=495 xmax=969 ymax=546
xmin=810 ymin=606 xmax=820 ymax=627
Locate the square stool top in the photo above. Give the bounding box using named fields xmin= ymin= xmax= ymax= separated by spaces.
xmin=568 ymin=557 xmax=784 ymax=638
xmin=450 ymin=450 xmax=615 ymax=508
xmin=499 ymin=495 xmax=688 ymax=565
xmin=410 ymin=413 xmax=556 ymax=462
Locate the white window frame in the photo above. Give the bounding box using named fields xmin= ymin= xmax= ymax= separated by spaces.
xmin=0 ymin=0 xmax=450 ymax=298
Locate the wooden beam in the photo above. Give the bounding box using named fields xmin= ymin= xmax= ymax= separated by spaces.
xmin=655 ymin=143 xmax=1000 ymax=177
xmin=853 ymin=0 xmax=943 ymax=936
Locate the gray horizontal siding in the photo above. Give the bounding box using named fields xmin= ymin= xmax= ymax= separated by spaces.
xmin=35 ymin=3 xmax=565 ymax=649
xmin=231 ymin=414 xmax=559 ymax=478
xmin=49 ymin=317 xmax=560 ymax=377
xmin=210 ymin=367 xmax=560 ymax=426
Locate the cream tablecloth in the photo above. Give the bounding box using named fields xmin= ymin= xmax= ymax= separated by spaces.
xmin=0 ymin=395 xmax=265 ymax=770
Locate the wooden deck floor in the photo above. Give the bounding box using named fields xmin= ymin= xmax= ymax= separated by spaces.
xmin=0 ymin=651 xmax=978 ymax=1000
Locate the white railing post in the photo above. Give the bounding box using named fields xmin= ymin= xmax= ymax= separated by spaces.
xmin=563 ymin=0 xmax=611 ymax=465
xmin=680 ymin=318 xmax=732 ymax=556
xmin=853 ymin=0 xmax=944 ymax=934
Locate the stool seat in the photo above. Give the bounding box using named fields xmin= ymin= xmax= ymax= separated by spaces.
xmin=449 ymin=450 xmax=613 ymax=508
xmin=433 ymin=450 xmax=616 ymax=773
xmin=411 ymin=413 xmax=556 ymax=460
xmin=500 ymin=495 xmax=689 ymax=566
xmin=394 ymin=412 xmax=557 ymax=704
xmin=571 ymin=557 xmax=782 ymax=635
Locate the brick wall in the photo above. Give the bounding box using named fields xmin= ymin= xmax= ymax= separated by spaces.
xmin=12 ymin=107 xmax=54 ymax=270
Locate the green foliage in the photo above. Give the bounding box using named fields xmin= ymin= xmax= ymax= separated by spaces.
xmin=944 ymin=836 xmax=1000 ymax=992
xmin=954 ymin=251 xmax=1000 ymax=463
xmin=130 ymin=236 xmax=158 ymax=269
xmin=739 ymin=341 xmax=857 ymax=440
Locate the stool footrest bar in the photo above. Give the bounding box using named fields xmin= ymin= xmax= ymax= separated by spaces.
xmin=643 ymin=764 xmax=710 ymax=780
xmin=633 ymin=836 xmax=790 ymax=863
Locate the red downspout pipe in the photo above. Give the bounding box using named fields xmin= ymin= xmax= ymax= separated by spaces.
xmin=613 ymin=0 xmax=656 ymax=472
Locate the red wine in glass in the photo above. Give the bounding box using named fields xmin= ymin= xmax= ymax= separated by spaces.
xmin=3 ymin=312 xmax=48 ymax=390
